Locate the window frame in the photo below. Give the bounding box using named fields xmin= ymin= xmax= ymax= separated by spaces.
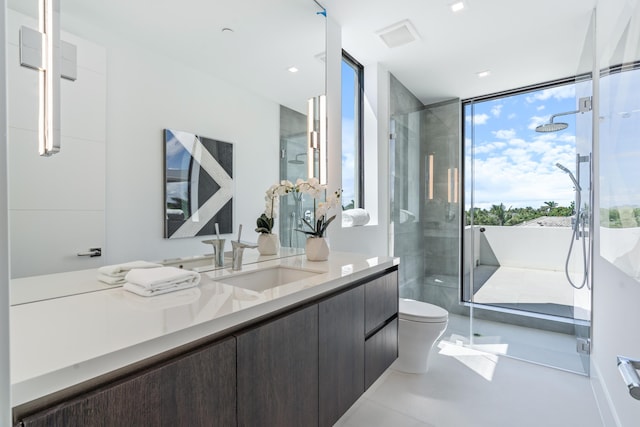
xmin=342 ymin=50 xmax=364 ymax=209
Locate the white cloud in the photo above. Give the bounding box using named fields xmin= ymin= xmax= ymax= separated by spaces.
xmin=526 ymin=86 xmax=576 ymax=103
xmin=472 ymin=113 xmax=490 ymax=125
xmin=472 ymin=154 xmax=576 ymax=209
xmin=470 ymin=133 xmax=579 ymax=209
xmin=528 ymin=115 xmax=550 ymax=130
xmin=507 ymin=113 xmax=517 ymax=120
xmin=491 ymin=104 xmax=503 ymax=117
xmin=537 ymin=105 xmax=545 ymax=111
xmin=474 ymin=142 xmax=507 ymax=155
xmin=493 ymin=129 xmax=516 ymax=140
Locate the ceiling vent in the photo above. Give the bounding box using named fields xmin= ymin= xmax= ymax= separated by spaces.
xmin=376 ymin=19 xmax=420 ymax=48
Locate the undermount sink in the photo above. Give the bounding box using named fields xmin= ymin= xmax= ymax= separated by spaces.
xmin=216 ymin=266 xmax=322 ymax=292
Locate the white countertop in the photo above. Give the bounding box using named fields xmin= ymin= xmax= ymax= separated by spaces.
xmin=10 ymin=251 xmax=398 ymax=407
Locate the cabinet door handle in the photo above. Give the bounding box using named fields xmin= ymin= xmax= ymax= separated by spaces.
xmin=77 ymin=248 xmax=102 ymax=257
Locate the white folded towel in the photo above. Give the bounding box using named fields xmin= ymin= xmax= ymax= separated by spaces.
xmin=123 ymin=280 xmax=198 ymax=297
xmin=125 ymin=266 xmax=201 ymax=289
xmin=342 ymin=208 xmax=371 ymax=227
xmin=97 ymin=274 xmax=126 ymax=285
xmin=98 ymin=260 xmax=163 ymax=277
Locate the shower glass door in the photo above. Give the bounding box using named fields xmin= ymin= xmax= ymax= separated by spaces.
xmin=463 ymin=75 xmax=593 ymax=374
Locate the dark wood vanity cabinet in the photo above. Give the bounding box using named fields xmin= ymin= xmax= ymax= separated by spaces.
xmin=364 ymin=271 xmax=399 ymax=389
xmin=16 ymin=267 xmax=399 ymax=427
xmin=19 ymin=336 xmax=237 ymax=427
xmin=318 ymin=285 xmax=365 ymax=427
xmin=236 ymin=304 xmax=319 ymax=427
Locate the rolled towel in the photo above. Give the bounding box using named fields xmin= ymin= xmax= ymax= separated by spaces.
xmin=123 ymin=280 xmax=198 ymax=297
xmin=125 ymin=266 xmax=201 ymax=289
xmin=342 ymin=208 xmax=370 ymax=227
xmin=98 ymin=260 xmax=163 ymax=278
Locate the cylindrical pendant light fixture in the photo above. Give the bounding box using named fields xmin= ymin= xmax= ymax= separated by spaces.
xmin=39 ymin=0 xmax=60 ymax=156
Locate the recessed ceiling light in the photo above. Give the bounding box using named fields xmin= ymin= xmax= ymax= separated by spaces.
xmin=476 ymin=70 xmax=490 ymax=78
xmin=450 ymin=1 xmax=465 ymax=12
xmin=288 ymin=66 xmax=299 ymax=73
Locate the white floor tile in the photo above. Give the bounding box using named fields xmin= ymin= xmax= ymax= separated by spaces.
xmin=335 ymin=346 xmax=603 ymax=427
xmin=335 ymin=398 xmax=434 ymax=427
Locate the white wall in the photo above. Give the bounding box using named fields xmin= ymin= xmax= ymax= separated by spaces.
xmin=326 ymin=14 xmax=390 ymax=256
xmin=478 ymin=226 xmax=575 ymax=271
xmin=0 ymin=0 xmax=11 ymax=422
xmin=7 ymin=11 xmax=107 ymax=278
xmin=103 ymin=43 xmax=279 ymax=264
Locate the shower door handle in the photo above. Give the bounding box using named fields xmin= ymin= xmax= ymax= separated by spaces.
xmin=617 ymin=356 xmax=640 ymax=400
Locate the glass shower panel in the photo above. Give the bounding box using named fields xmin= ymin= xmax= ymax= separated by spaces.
xmin=279 ymin=105 xmax=316 ymax=248
xmin=391 ymin=97 xmax=462 ymax=313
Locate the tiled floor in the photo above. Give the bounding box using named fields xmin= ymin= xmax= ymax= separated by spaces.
xmin=335 ymin=332 xmax=602 ymax=427
xmin=447 ymin=313 xmax=587 ymax=374
xmin=472 ymin=265 xmax=591 ymax=321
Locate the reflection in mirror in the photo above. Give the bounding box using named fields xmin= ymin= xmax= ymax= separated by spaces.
xmin=599 ymin=65 xmax=640 ymax=277
xmin=6 ymin=0 xmax=326 ymax=302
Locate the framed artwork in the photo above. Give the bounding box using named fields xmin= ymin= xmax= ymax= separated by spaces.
xmin=164 ymin=129 xmax=233 ymax=239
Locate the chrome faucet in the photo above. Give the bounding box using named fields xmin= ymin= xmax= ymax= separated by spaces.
xmin=231 ymin=225 xmax=257 ymax=270
xmin=202 ymin=223 xmax=226 ymax=267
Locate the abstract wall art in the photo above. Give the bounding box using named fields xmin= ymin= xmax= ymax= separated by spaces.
xmin=164 ymin=129 xmax=233 ymax=239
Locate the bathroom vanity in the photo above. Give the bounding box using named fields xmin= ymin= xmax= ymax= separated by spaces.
xmin=10 ymin=252 xmax=399 ymax=426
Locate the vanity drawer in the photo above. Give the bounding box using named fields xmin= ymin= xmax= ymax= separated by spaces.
xmin=364 ymin=271 xmax=398 ymax=334
xmin=365 ymin=318 xmax=398 ymax=389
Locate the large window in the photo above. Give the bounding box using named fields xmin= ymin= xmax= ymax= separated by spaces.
xmin=341 ymin=51 xmax=364 ymax=210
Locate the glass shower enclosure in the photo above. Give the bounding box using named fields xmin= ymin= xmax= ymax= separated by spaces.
xmin=390 ymin=62 xmax=593 ymax=374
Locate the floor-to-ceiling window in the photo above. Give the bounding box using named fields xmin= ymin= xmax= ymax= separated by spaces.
xmin=463 ymin=77 xmax=592 ymax=374
xmin=341 ymin=51 xmax=364 ymax=210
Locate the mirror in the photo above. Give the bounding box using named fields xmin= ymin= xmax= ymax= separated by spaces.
xmin=6 ymin=0 xmax=326 ymax=301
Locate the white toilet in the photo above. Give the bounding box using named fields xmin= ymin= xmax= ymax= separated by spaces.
xmin=395 ymin=298 xmax=449 ymax=373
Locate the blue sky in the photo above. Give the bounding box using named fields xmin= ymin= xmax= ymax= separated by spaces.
xmin=466 ymin=84 xmax=584 ymax=210
xmin=341 ymin=60 xmax=357 ymax=207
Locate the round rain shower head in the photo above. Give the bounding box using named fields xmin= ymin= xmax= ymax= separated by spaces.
xmin=288 ymin=153 xmax=306 ymax=164
xmin=536 ymin=122 xmax=569 ymax=133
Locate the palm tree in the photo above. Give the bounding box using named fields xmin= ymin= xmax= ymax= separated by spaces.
xmin=489 ymin=203 xmax=510 ymax=226
xmin=542 ymin=201 xmax=558 ymax=215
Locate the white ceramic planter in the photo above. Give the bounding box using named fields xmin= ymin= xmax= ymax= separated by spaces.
xmin=305 ymin=237 xmax=329 ymax=261
xmin=257 ymin=233 xmax=280 ymax=255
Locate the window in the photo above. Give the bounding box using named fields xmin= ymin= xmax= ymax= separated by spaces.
xmin=341 ymin=51 xmax=364 ymax=210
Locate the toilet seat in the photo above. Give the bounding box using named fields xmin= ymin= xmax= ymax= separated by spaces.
xmin=399 ymin=299 xmax=448 ymax=323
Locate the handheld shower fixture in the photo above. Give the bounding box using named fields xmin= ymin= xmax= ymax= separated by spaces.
xmin=535 ymin=96 xmax=593 ymax=133
xmin=556 ymin=154 xmax=592 ymax=290
xmin=555 ymin=163 xmax=581 ymax=191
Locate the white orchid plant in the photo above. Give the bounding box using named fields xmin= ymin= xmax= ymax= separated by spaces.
xmin=294 ymin=178 xmax=342 ymax=238
xmin=256 ymin=178 xmax=341 ymax=238
xmin=255 ymin=181 xmax=294 ymax=234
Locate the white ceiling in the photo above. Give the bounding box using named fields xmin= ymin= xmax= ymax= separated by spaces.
xmin=324 ymin=0 xmax=597 ymax=104
xmin=8 ymin=0 xmax=598 ymax=107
